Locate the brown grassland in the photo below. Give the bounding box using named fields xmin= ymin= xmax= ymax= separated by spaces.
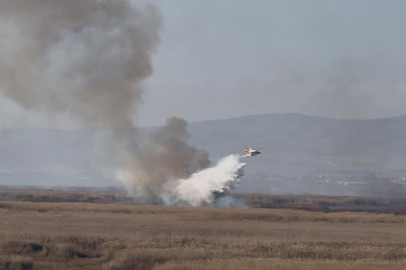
xmin=1 ymin=188 xmax=406 ymax=269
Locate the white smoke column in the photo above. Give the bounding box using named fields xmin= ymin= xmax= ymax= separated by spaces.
xmin=163 ymin=155 xmax=245 ymax=206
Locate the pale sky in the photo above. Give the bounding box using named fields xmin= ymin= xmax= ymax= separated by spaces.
xmin=2 ymin=0 xmax=406 ymax=128
xmin=138 ymin=0 xmax=406 ymax=126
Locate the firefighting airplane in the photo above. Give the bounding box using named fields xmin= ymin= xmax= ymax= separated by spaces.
xmin=243 ymin=147 xmax=264 ymax=156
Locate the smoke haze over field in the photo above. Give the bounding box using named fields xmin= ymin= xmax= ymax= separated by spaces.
xmin=0 ymin=0 xmax=244 ymax=206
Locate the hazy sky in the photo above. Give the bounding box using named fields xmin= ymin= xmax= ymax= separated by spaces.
xmin=2 ymin=0 xmax=406 ymax=128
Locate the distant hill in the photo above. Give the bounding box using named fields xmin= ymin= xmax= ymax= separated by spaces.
xmin=187 ymin=113 xmax=406 ymax=195
xmin=189 ymin=113 xmax=406 ymax=171
xmin=1 ymin=113 xmax=406 ymax=194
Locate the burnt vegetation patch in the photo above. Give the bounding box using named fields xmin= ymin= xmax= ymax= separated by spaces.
xmin=4 ymin=242 xmax=43 ymax=256
xmin=2 ymin=187 xmax=406 ymax=215
xmin=2 ymin=237 xmax=106 ymax=263
xmin=253 ymin=242 xmax=406 ymax=261
xmin=0 ymin=188 xmax=132 ymax=205
xmin=235 ymin=193 xmax=406 ymax=214
xmin=0 ymin=258 xmax=33 ymax=270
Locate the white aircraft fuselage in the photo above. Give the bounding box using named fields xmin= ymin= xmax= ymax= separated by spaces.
xmin=243 ymin=147 xmax=264 ymax=156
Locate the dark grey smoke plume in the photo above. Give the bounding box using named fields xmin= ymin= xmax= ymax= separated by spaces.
xmin=0 ymin=0 xmax=160 ymax=128
xmin=116 ymin=117 xmax=211 ymax=203
xmin=0 ymin=0 xmax=212 ymax=203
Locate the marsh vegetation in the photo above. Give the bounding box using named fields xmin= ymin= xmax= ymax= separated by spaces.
xmin=1 ymin=188 xmax=406 ymax=269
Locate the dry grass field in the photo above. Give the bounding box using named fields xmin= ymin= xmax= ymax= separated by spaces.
xmin=1 ymin=188 xmax=406 ymax=269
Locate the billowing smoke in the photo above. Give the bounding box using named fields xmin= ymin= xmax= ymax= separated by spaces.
xmin=0 ymin=0 xmax=161 ymax=128
xmin=116 ymin=117 xmax=211 ymax=203
xmin=0 ymin=0 xmax=245 ymax=206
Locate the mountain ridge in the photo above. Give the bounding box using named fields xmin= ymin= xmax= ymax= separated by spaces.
xmin=1 ymin=113 xmax=406 ymax=193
